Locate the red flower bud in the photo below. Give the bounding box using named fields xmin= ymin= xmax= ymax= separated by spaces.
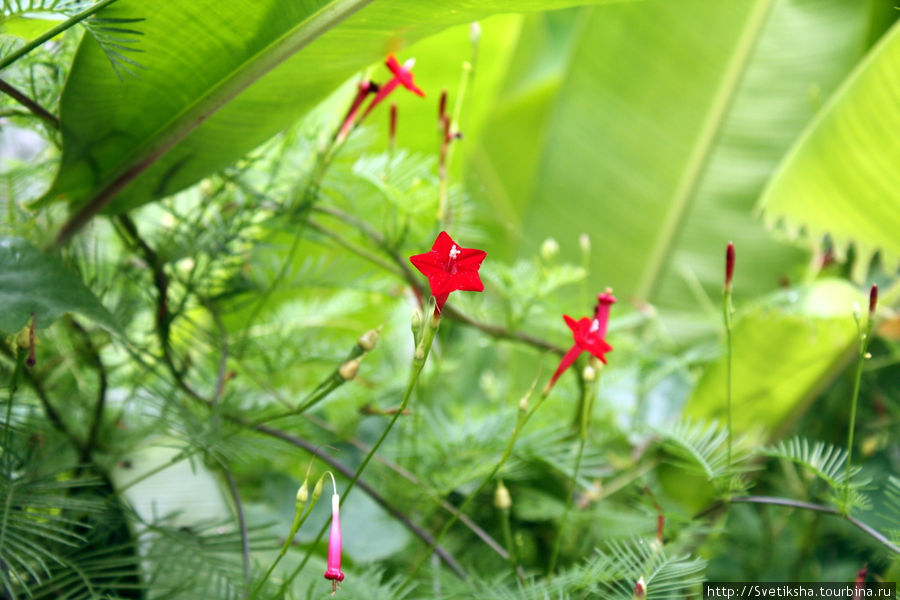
xmin=725 ymin=241 xmax=735 ymax=291
xmin=868 ymin=284 xmax=877 ymax=316
xmin=389 ymin=103 xmax=397 ymax=147
xmin=439 ymin=89 xmax=448 ymax=120
xmin=26 ymin=313 xmax=36 ymax=368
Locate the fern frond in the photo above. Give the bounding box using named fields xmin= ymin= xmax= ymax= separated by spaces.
xmin=583 ymin=536 xmax=706 ymax=599
xmin=655 ymin=419 xmax=753 ymax=482
xmin=764 ymin=436 xmax=859 ymax=490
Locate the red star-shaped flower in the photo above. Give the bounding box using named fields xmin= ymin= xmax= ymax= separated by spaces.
xmin=548 ymin=289 xmax=616 ymax=389
xmin=360 ymin=55 xmax=425 ymax=122
xmin=409 ymin=231 xmax=486 ymax=312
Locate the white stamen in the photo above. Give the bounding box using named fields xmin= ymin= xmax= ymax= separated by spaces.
xmin=449 ymin=244 xmax=460 ymax=260
xmin=404 ymin=57 xmax=416 ymax=70
xmin=589 ymin=319 xmax=600 ymax=333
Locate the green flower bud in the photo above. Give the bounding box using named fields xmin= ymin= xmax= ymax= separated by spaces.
xmin=357 ymin=328 xmax=380 ymax=352
xmin=339 ymin=359 xmax=360 ymax=381
xmin=494 ymin=480 xmax=512 ymax=510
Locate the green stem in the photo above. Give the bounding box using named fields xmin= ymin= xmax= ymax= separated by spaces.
xmin=498 ymin=505 xmax=520 ymax=581
xmin=842 ymin=315 xmax=872 ymax=507
xmin=249 ymin=495 xmax=318 ymax=600
xmin=723 ymin=287 xmax=734 ymax=469
xmin=401 ymin=386 xmax=552 ymax=589
xmin=548 ymin=375 xmax=593 ymax=575
xmin=0 ymin=0 xmax=124 ymax=72
xmin=277 ymin=315 xmax=440 ymax=595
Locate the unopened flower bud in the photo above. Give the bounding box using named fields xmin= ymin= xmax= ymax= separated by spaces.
xmin=312 ymin=476 xmax=325 ymax=502
xmin=296 ymin=481 xmax=309 ymax=505
xmin=339 ymin=359 xmax=360 ymax=381
xmin=411 ymin=309 xmax=423 ymax=333
xmin=541 ymin=237 xmax=559 ymax=261
xmin=633 ymin=576 xmax=646 ymax=600
xmin=357 ymin=328 xmax=379 ymax=352
xmin=414 ymin=344 xmax=426 ymax=362
xmin=494 ymin=480 xmax=512 ymax=510
xmin=389 ymin=103 xmax=397 ymax=146
xmin=868 ymin=284 xmax=878 ymax=317
xmin=470 ymin=22 xmax=481 ymax=45
xmin=439 ymin=89 xmax=448 ymax=120
xmin=725 ymin=241 xmax=735 ymax=291
xmin=518 ymin=396 xmax=529 ymax=413
xmin=579 ymin=233 xmax=591 ymax=254
xmin=582 ymin=365 xmax=596 ymax=382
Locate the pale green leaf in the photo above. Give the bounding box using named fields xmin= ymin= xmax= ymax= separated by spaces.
xmin=759 ymin=18 xmax=900 ymax=273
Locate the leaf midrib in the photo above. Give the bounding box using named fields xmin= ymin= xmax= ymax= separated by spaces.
xmin=633 ymin=0 xmax=775 ymax=302
xmin=54 ymin=0 xmax=376 ymax=247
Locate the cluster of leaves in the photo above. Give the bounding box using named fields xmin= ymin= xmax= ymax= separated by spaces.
xmin=1 ymin=0 xmax=899 ymax=599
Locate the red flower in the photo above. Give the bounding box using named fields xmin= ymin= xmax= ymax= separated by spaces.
xmin=548 ymin=289 xmax=616 ymax=389
xmin=360 ymin=55 xmax=425 ymax=121
xmin=323 ymin=493 xmax=345 ymax=594
xmin=409 ymin=231 xmax=486 ymax=312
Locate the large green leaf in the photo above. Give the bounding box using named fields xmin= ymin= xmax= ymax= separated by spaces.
xmin=470 ymin=0 xmax=875 ymax=314
xmin=758 ymin=17 xmax=900 ymax=274
xmin=41 ymin=0 xmax=624 ymax=228
xmin=0 ymin=236 xmax=120 ymax=333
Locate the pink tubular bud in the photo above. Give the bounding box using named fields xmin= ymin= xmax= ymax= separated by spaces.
xmin=854 ymin=563 xmax=867 ymax=599
xmin=868 ymin=284 xmax=877 ymax=316
xmin=323 ymin=494 xmax=345 ymax=594
xmin=725 ymin=242 xmax=735 ymax=290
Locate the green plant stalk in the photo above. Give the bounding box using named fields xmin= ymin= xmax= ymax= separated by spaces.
xmin=842 ymin=314 xmax=873 ymax=508
xmin=249 ymin=491 xmax=320 ymax=600
xmin=277 ymin=313 xmax=440 ymax=595
xmin=498 ymin=505 xmax=519 ymax=580
xmin=723 ymin=286 xmax=734 ymax=469
xmin=437 ymin=27 xmax=478 ymax=223
xmin=548 ymin=374 xmax=594 ymax=575
xmin=400 ymin=386 xmax=553 ymax=588
xmin=0 ymin=0 xmax=123 ymax=72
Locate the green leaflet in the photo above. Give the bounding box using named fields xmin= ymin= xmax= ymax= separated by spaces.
xmin=40 ymin=0 xmax=628 ymax=222
xmin=0 ymin=236 xmax=120 ymax=333
xmin=759 ymin=17 xmax=900 ymax=275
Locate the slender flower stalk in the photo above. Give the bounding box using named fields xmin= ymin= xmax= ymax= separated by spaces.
xmin=494 ymin=480 xmax=520 ymax=580
xmin=843 ymin=284 xmax=877 ymax=508
xmin=723 ymin=242 xmax=735 ymax=468
xmin=249 ymin=473 xmax=325 ymax=600
xmin=547 ymin=368 xmax=595 ymax=575
xmin=278 ymin=305 xmax=442 ymax=596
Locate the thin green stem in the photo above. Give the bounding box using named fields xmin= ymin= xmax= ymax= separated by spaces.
xmin=401 ymin=386 xmax=553 ymax=589
xmin=278 ymin=316 xmax=440 ymax=594
xmin=498 ymin=505 xmax=520 ymax=582
xmin=0 ymin=0 xmax=123 ymax=72
xmin=842 ymin=314 xmax=872 ymax=507
xmin=548 ymin=374 xmax=593 ymax=575
xmin=249 ymin=491 xmax=319 ymax=600
xmin=723 ymin=288 xmax=734 ymax=469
